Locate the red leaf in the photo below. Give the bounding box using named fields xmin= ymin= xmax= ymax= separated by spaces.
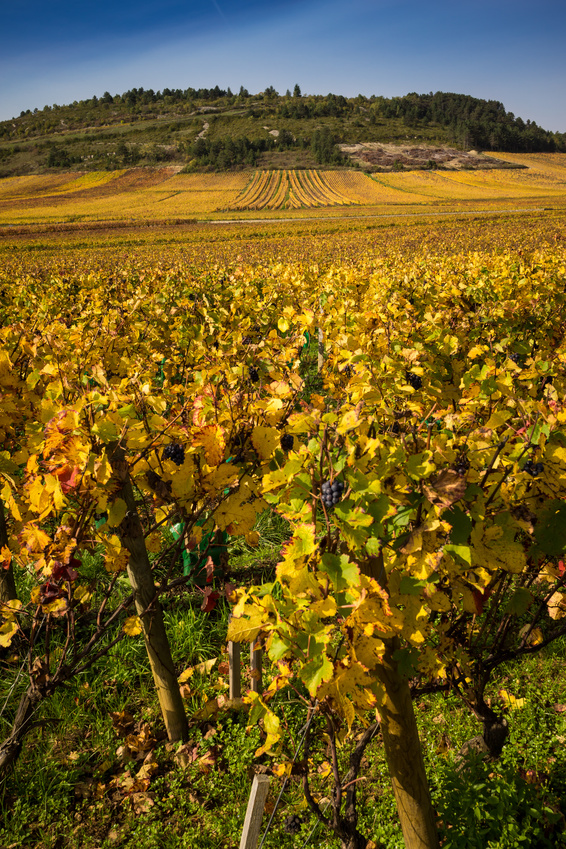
xmin=204 ymin=556 xmax=215 ymax=584
xmin=49 ymin=464 xmax=81 ymax=494
xmin=472 ymin=588 xmax=491 ymax=615
xmin=51 ymin=561 xmax=79 ymax=582
xmin=40 ymin=581 xmax=64 ymax=602
xmin=472 ymin=590 xmax=485 ymax=615
xmin=201 ymin=589 xmax=220 ymax=613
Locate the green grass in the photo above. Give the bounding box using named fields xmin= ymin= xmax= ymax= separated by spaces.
xmin=2 ymin=577 xmax=566 ymax=849
xmin=1 ymin=487 xmax=565 ymax=848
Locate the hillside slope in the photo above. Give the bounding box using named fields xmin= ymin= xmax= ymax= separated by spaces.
xmin=1 ymin=89 xmax=564 ymax=178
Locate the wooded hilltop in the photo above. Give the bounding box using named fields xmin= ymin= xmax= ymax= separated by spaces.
xmin=1 ymin=86 xmax=564 ymax=177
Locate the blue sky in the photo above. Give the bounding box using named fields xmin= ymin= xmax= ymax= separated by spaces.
xmin=1 ymin=0 xmax=565 ymax=131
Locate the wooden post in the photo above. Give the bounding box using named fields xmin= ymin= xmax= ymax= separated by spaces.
xmin=229 ymin=640 xmax=241 ymax=700
xmin=250 ymin=639 xmax=262 ymax=693
xmin=239 ymin=773 xmax=271 ymax=849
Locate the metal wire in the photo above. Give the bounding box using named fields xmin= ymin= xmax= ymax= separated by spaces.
xmin=257 ymin=702 xmax=318 ymax=849
xmin=257 ymin=636 xmax=346 ymax=848
xmin=0 ymin=658 xmax=26 ymax=723
xmin=301 ymin=721 xmax=381 ymax=848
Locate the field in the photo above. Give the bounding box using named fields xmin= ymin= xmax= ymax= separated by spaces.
xmin=1 ymin=160 xmax=566 ymax=849
xmin=0 ymin=152 xmax=564 ymax=228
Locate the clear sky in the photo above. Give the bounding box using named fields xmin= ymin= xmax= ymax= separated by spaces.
xmin=1 ymin=0 xmax=565 ymax=131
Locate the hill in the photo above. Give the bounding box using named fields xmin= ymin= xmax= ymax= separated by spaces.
xmin=0 ymin=87 xmax=565 ymax=178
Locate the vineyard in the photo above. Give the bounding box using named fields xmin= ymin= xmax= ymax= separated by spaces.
xmin=230 ymin=170 xmax=373 ymax=209
xmin=1 ymin=208 xmax=566 ymax=849
xmin=0 ymin=152 xmax=564 ymax=226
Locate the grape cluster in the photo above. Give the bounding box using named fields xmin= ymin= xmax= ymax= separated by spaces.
xmin=455 ymin=456 xmax=470 ymax=476
xmin=524 ymin=460 xmax=544 ymax=477
xmin=249 ymin=366 xmax=260 ymax=383
xmin=162 ymin=443 xmax=185 ymax=466
xmin=321 ymin=479 xmax=344 ymax=509
xmin=283 ymin=814 xmax=304 ymax=835
xmin=280 ymin=433 xmax=294 ymax=451
xmin=406 ymin=371 xmax=422 ymax=390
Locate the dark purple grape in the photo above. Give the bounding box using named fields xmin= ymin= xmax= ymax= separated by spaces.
xmin=406 ymin=371 xmax=422 ymax=390
xmin=524 ymin=459 xmax=543 ymax=477
xmin=280 ymin=433 xmax=294 ymax=451
xmin=321 ymin=479 xmax=344 ymax=509
xmin=249 ymin=366 xmax=260 ymax=383
xmin=283 ymin=814 xmax=304 ymax=834
xmin=162 ymin=443 xmax=185 ymax=466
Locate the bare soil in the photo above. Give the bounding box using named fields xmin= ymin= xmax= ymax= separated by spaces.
xmin=338 ymin=143 xmax=523 ymax=172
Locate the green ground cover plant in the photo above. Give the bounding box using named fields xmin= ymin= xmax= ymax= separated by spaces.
xmin=1 ymin=591 xmax=565 ymax=848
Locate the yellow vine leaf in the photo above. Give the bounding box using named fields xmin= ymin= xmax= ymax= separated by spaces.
xmin=499 ymin=689 xmax=525 ymax=710
xmin=73 ymin=586 xmax=92 ymax=605
xmin=251 ymin=426 xmax=280 ymax=461
xmin=193 ymin=425 xmax=225 ymax=467
xmin=214 ymin=487 xmax=260 ymax=536
xmin=226 ymin=611 xmax=265 ymax=643
xmin=123 ymin=615 xmax=142 ymax=636
xmin=107 ymin=498 xmax=128 ymax=528
xmin=0 ymin=619 xmax=18 ymax=647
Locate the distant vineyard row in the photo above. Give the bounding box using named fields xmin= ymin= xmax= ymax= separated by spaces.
xmin=0 ymin=153 xmax=565 ymax=224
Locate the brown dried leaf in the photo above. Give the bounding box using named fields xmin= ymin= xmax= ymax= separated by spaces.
xmin=174 ymin=742 xmax=200 ymax=769
xmin=131 ymin=792 xmax=155 ymax=814
xmin=423 ymin=469 xmax=467 ymax=507
xmin=110 ymin=710 xmax=136 ymax=735
xmin=194 ymin=698 xmax=219 ymax=720
xmin=74 ymin=779 xmax=94 ymax=799
xmin=548 ymin=591 xmax=566 ymax=620
xmin=136 ymin=757 xmax=159 ymax=781
xmin=198 ymin=746 xmax=219 ymax=774
xmin=30 ymin=657 xmax=51 ymax=688
xmin=124 ymin=723 xmax=156 ymax=757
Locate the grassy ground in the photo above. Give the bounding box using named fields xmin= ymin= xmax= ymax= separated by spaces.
xmin=1 ymin=528 xmax=566 ymax=849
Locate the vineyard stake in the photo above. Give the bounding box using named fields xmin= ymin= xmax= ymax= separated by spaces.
xmin=239 ymin=773 xmax=271 ymax=849
xmin=229 ymin=640 xmax=241 ymax=700
xmin=250 ymin=639 xmax=262 ymax=693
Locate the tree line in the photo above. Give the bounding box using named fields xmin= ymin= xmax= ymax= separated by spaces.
xmin=377 ymin=91 xmax=563 ymax=152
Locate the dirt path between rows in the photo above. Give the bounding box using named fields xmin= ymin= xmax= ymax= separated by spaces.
xmin=201 ymin=207 xmax=547 ymax=225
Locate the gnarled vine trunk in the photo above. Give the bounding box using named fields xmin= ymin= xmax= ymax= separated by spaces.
xmin=375 ymin=638 xmax=440 ymax=849
xmin=109 ymin=443 xmax=188 ymax=743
